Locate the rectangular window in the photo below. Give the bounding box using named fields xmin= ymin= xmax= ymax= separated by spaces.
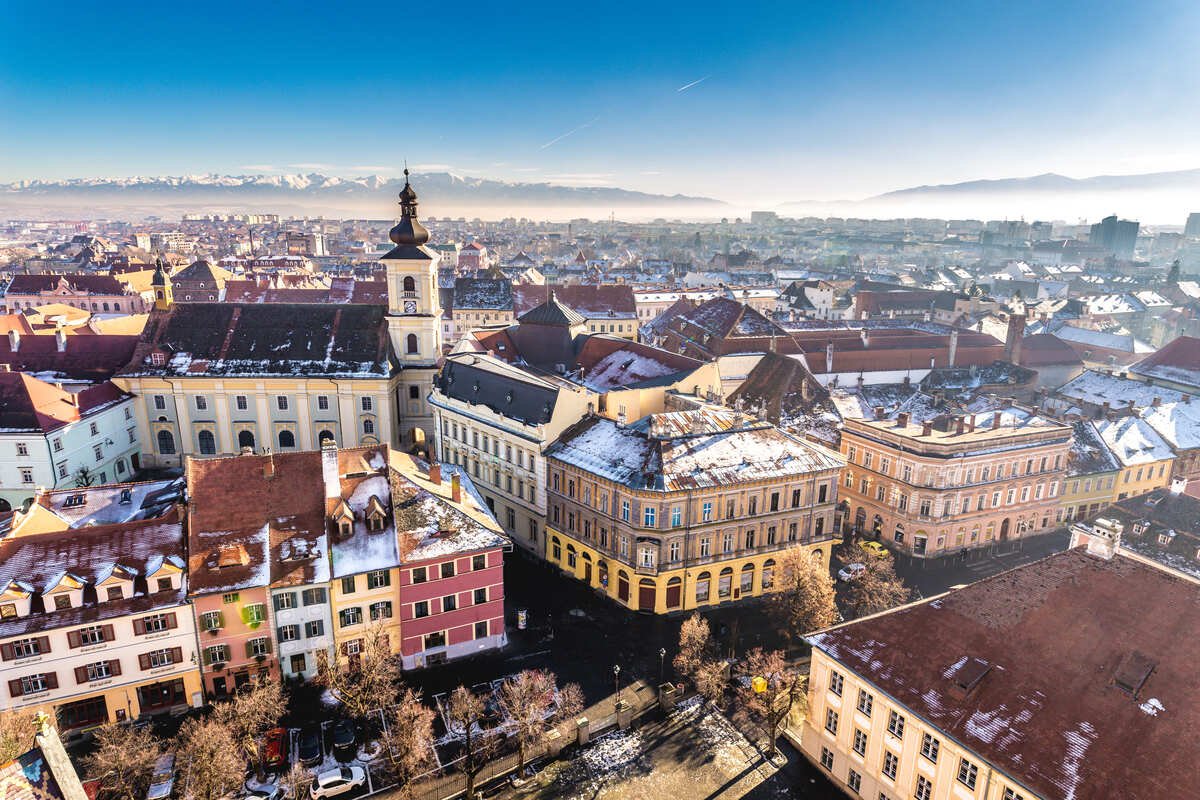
xmin=195 ymin=396 xmax=207 ymax=411
xmin=669 ymin=540 xmax=680 ymax=561
xmin=621 ymin=500 xmax=631 ymax=522
xmin=915 ymin=776 xmax=932 ymax=800
xmin=442 ymin=594 xmax=457 ymax=612
xmin=302 ymin=587 xmax=327 ymax=605
xmin=361 ymin=397 xmax=373 ymax=412
xmin=921 ymin=733 xmax=939 ymax=763
xmin=440 ymin=562 xmax=455 ymax=579
xmin=244 ymin=604 xmax=265 ymax=624
xmin=317 ymin=395 xmax=330 ymax=411
xmin=142 ymin=613 xmax=171 ymax=633
xmin=369 ymin=601 xmax=393 ymax=620
xmin=20 ymin=468 xmax=34 ymax=484
xmin=702 ymin=501 xmax=713 ymax=521
xmin=153 ymin=395 xmax=166 ymax=410
xmin=852 ymin=729 xmax=867 ymax=756
xmin=339 ymin=607 xmax=362 ymax=627
xmin=887 ymin=711 xmax=905 ymax=738
xmin=201 ymin=611 xmax=223 ymax=631
xmin=276 ymin=396 xmax=289 ymax=410
xmin=474 ymin=588 xmax=487 ymax=604
xmin=829 ymin=671 xmax=844 ymax=696
xmin=341 ymin=576 xmax=355 ymax=594
xmin=474 ymin=620 xmax=489 ymax=639
xmin=414 ymin=601 xmax=430 ymax=618
xmin=249 ymin=637 xmax=270 ymax=657
xmin=644 ymin=507 xmax=656 ymax=527
xmin=411 ymin=567 xmax=427 ymax=584
xmin=820 ymin=747 xmax=834 ymax=771
xmin=472 ymin=554 xmax=487 ymax=571
xmin=15 ymin=442 xmax=28 ymax=457
xmin=146 ymin=649 xmax=175 ymax=668
xmin=848 ymin=769 xmax=861 ymax=794
xmin=78 ymin=626 xmax=106 ymax=645
xmin=366 ymin=570 xmax=391 ymax=589
xmin=236 ymin=395 xmax=248 ymax=410
xmin=700 ymin=537 xmax=711 ymax=557
xmin=1003 ymin=790 xmax=1025 ymax=800
xmin=278 ymin=624 xmax=300 ymax=642
xmin=957 ymin=758 xmax=979 ymax=789
xmin=222 ymin=592 xmax=239 ymax=604
xmin=304 ymin=619 xmax=324 ymax=638
xmin=825 ymin=708 xmax=839 ymax=735
xmin=273 ymin=592 xmax=297 ymax=611
xmin=882 ymin=751 xmax=898 ymax=780
xmin=671 ymin=506 xmax=682 ymax=526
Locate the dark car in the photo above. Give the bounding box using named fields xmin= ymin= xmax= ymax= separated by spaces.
xmin=297 ymin=727 xmax=323 ymax=767
xmin=330 ymin=720 xmax=356 ymax=757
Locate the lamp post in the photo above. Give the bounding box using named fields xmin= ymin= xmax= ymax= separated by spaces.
xmin=659 ymin=648 xmax=667 ymax=684
xmin=613 ymin=664 xmax=621 ymax=705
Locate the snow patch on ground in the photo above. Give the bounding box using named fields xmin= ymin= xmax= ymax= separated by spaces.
xmin=1139 ymin=697 xmax=1165 ymax=716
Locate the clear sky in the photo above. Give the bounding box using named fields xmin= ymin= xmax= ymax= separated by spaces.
xmin=2 ymin=0 xmax=1199 ymax=205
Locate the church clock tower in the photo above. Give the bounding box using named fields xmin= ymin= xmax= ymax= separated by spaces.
xmin=382 ymin=170 xmax=443 ymax=448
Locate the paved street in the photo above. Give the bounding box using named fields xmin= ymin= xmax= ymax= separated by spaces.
xmin=885 ymin=529 xmax=1072 ymax=599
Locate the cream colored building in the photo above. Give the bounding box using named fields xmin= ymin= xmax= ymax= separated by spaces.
xmin=543 ymin=407 xmax=843 ymax=614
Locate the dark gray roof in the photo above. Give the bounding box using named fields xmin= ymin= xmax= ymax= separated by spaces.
xmin=454 ymin=277 xmax=513 ymax=310
xmin=518 ymin=292 xmax=585 ymax=326
xmin=434 ymin=355 xmax=560 ymax=426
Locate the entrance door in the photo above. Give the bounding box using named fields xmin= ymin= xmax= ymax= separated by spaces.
xmin=638 ymin=582 xmax=656 ymax=612
xmin=212 ymin=676 xmax=227 ymax=697
xmin=583 ymin=562 xmax=592 ymax=585
xmin=665 ymin=583 xmax=681 ymax=610
xmin=1000 ymin=518 xmax=1010 ymax=541
xmin=617 ymin=574 xmax=629 ymax=602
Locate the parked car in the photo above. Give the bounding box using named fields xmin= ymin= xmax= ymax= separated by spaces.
xmin=263 ymin=727 xmax=289 ymax=769
xmin=859 ymin=541 xmax=890 ymax=558
xmin=838 ymin=563 xmax=867 ymax=582
xmin=244 ymin=778 xmax=283 ymax=800
xmin=330 ymin=720 xmax=356 ymax=756
xmin=297 ymin=728 xmax=323 ymax=767
xmin=146 ymin=753 xmax=176 ymax=800
xmin=309 ymin=767 xmax=365 ymax=800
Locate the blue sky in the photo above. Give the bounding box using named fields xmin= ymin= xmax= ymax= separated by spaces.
xmin=2 ymin=0 xmax=1199 ymax=204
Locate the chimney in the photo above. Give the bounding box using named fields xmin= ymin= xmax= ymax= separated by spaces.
xmin=956 ymin=417 xmax=965 ymax=435
xmin=968 ymin=414 xmax=976 ymax=432
xmin=55 ymin=327 xmax=67 ymax=353
xmin=948 ymin=328 xmax=959 ymax=368
xmin=825 ymin=341 xmax=834 ymax=373
xmin=1185 ymin=394 xmax=1192 ymax=404
xmin=1004 ymin=313 xmax=1026 ymax=364
xmin=1152 ymin=396 xmax=1161 ymax=408
xmin=921 ymin=421 xmax=933 ymax=437
xmin=902 ymin=374 xmax=911 ymax=386
xmin=860 ymin=328 xmax=870 ymax=348
xmin=1069 ymin=517 xmax=1123 ymax=561
xmin=429 ymin=460 xmax=442 ymax=486
xmin=451 ymin=472 xmax=462 ymax=504
xmin=874 ymin=406 xmax=885 ymax=421
xmin=857 ymin=373 xmax=865 ymax=390
xmin=896 ymin=412 xmax=910 ymax=428
xmin=321 ymin=437 xmax=340 ymax=498
xmin=7 ymin=329 xmax=18 ymax=352
xmin=992 ymin=411 xmax=1003 ymax=429
xmin=263 ymin=452 xmax=276 ymax=479
xmin=1101 ymin=401 xmax=1111 ymax=418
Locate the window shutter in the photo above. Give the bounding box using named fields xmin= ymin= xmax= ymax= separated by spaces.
xmin=166 ymin=612 xmax=178 ymax=629
xmin=245 ymin=641 xmax=255 ymax=659
xmin=102 ymin=624 xmax=115 ymax=641
xmin=133 ymin=618 xmax=147 ymax=635
xmin=170 ymin=647 xmax=182 ymax=664
xmin=45 ymin=673 xmax=58 ymax=690
xmin=202 ymin=648 xmax=213 ymax=666
xmin=139 ymin=653 xmax=151 ymax=670
xmin=66 ymin=631 xmax=81 ymax=649
xmin=36 ymin=636 xmax=50 ymax=654
xmin=0 ymin=643 xmax=13 ymax=661
xmin=262 ymin=638 xmax=272 ymax=654
xmin=109 ymin=659 xmax=121 ymax=677
xmin=8 ymin=679 xmax=23 ymax=697
xmin=74 ymin=666 xmax=89 ymax=684
xmin=216 ymin=611 xmax=225 ymax=628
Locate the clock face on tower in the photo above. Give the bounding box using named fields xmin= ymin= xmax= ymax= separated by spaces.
xmin=403 ymin=300 xmax=417 ymax=314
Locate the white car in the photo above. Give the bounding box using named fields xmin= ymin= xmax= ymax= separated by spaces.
xmin=838 ymin=563 xmax=867 ymax=582
xmin=309 ymin=767 xmax=366 ymax=800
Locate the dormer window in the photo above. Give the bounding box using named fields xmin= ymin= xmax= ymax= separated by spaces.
xmin=0 ymin=604 xmax=16 ymax=619
xmin=150 ymin=352 xmax=166 ymax=367
xmin=53 ymin=594 xmax=72 ymax=611
xmin=365 ymin=496 xmax=388 ymax=532
xmin=340 ymin=520 xmax=353 ymax=538
xmin=63 ymin=493 xmax=85 ymax=508
xmin=119 ymin=488 xmax=132 ymax=504
xmin=106 ymin=586 xmax=124 ymax=602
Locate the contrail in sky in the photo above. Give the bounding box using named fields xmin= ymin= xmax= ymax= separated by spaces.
xmin=676 ymin=76 xmax=709 ymax=92
xmin=540 ymin=117 xmax=600 ymax=149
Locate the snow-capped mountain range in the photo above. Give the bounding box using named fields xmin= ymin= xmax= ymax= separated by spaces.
xmin=0 ymin=172 xmax=725 ymax=220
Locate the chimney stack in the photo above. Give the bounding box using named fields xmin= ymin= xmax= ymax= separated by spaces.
xmin=263 ymin=452 xmax=276 ymax=479
xmin=921 ymin=421 xmax=933 ymax=437
xmin=55 ymin=327 xmax=67 ymax=353
xmin=948 ymin=328 xmax=959 ymax=368
xmin=7 ymin=329 xmax=18 ymax=352
xmin=1004 ymin=312 xmax=1026 ymax=364
xmin=429 ymin=460 xmax=442 ymax=486
xmin=956 ymin=417 xmax=965 ymax=435
xmin=992 ymin=411 xmax=1003 ymax=429
xmin=1152 ymin=396 xmax=1162 ymax=408
xmin=968 ymin=413 xmax=976 ymax=432
xmin=860 ymin=328 xmax=870 ymax=348
xmin=874 ymin=406 xmax=885 ymax=421
xmin=321 ymin=437 xmax=340 ymax=498
xmin=451 ymin=472 xmax=462 ymax=504
xmin=896 ymin=412 xmax=910 ymax=428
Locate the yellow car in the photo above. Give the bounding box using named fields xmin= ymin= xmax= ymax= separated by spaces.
xmin=859 ymin=541 xmax=890 ymax=558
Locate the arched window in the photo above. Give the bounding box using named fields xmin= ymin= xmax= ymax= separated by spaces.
xmin=362 ymin=418 xmax=375 ymax=435
xmin=695 ymin=571 xmax=711 ymax=603
xmin=402 ymin=276 xmax=416 ymax=293
xmin=318 ymin=430 xmax=335 ymax=445
xmin=113 ymin=302 xmax=120 ymax=311
xmin=238 ymin=430 xmax=255 ymax=450
xmin=197 ymin=430 xmax=216 ymax=455
xmin=156 ymin=430 xmax=176 ymax=455
xmin=102 ymin=302 xmax=110 ymax=312
xmin=278 ymin=430 xmax=296 ymax=449
xmin=406 ymin=333 xmax=419 ymax=354
xmin=762 ymin=559 xmax=776 ymax=589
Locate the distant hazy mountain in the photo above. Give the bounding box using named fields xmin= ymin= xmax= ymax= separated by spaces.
xmin=0 ymin=172 xmax=726 ymax=221
xmin=780 ymin=168 xmax=1200 ymax=223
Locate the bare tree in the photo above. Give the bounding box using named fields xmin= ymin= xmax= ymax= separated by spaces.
xmin=316 ymin=621 xmax=400 ymax=719
xmin=0 ymin=710 xmax=36 ymax=764
xmin=844 ymin=553 xmax=911 ymax=618
xmin=734 ymin=648 xmax=805 ymax=757
xmin=446 ymin=685 xmax=499 ymax=798
xmin=693 ymin=660 xmax=730 ymax=709
xmin=769 ymin=548 xmax=838 ymax=641
xmin=74 ymin=465 xmax=97 ymax=487
xmin=378 ymin=688 xmax=437 ymax=796
xmin=213 ymin=678 xmax=286 ymax=779
xmin=281 ymin=762 xmax=313 ymax=800
xmin=83 ymin=724 xmax=162 ymax=800
xmin=497 ymin=670 xmax=584 ymax=776
xmin=176 ymin=717 xmax=246 ymax=800
xmin=673 ymin=612 xmax=715 ymax=684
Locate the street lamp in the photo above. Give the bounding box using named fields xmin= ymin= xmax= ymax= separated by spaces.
xmin=659 ymin=648 xmax=667 ymax=684
xmin=613 ymin=664 xmax=621 ymax=704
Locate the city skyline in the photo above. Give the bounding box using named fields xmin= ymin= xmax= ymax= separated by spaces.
xmin=3 ymin=0 xmax=1200 ymax=208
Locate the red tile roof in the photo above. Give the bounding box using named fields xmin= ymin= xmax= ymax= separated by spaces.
xmin=0 ymin=334 xmax=139 ymax=382
xmin=0 ymin=373 xmax=129 ymax=433
xmin=513 ymin=284 xmax=636 ymax=317
xmin=1018 ymin=333 xmax=1085 ymax=367
xmin=810 ymin=548 xmax=1200 ymax=800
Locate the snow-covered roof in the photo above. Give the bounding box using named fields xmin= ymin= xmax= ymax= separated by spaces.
xmin=1093 ymin=416 xmax=1175 ymax=467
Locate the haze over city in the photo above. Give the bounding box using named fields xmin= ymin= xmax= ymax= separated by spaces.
xmin=4 ymin=0 xmax=1200 ymax=219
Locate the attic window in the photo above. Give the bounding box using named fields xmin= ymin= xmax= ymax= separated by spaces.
xmin=150 ymin=352 xmax=166 ymax=367
xmin=119 ymin=488 xmax=132 ymax=504
xmin=213 ymin=543 xmax=250 ymax=569
xmin=947 ymin=657 xmax=992 ymax=698
xmin=1113 ymin=651 xmax=1156 ymax=696
xmin=339 ymin=520 xmax=353 ymax=539
xmin=63 ymin=494 xmax=85 ymax=508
